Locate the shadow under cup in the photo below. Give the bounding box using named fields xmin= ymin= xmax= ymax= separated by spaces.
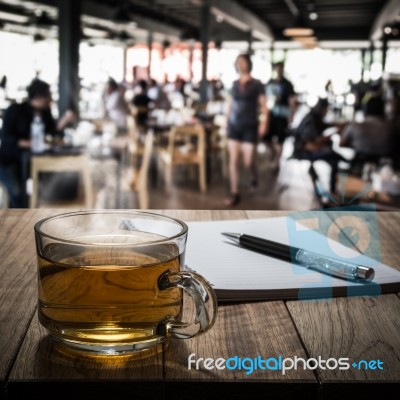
xmin=34 ymin=211 xmax=217 ymax=355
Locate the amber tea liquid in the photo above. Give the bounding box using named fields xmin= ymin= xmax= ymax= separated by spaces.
xmin=38 ymin=239 xmax=183 ymax=352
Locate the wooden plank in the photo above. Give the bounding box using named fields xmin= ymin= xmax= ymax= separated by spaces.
xmin=376 ymin=213 xmax=400 ymax=299
xmin=286 ymin=211 xmax=400 ymax=398
xmin=375 ymin=213 xmax=400 ymax=272
xmin=165 ymin=301 xmax=317 ymax=382
xmin=287 ymin=294 xmax=400 ymax=382
xmin=164 ymin=211 xmax=318 ymax=399
xmin=8 ymin=315 xmax=163 ymax=392
xmin=164 ymin=302 xmax=318 ymax=399
xmin=0 ymin=210 xmax=57 ymax=387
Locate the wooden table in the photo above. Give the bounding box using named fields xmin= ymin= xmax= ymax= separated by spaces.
xmin=343 ymin=176 xmax=400 ymax=211
xmin=0 ymin=210 xmax=399 ymax=400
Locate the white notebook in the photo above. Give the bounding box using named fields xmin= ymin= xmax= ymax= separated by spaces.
xmin=184 ymin=217 xmax=400 ymax=302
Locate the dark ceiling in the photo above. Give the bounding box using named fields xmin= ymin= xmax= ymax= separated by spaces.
xmin=0 ymin=0 xmax=395 ymax=43
xmin=94 ymin=0 xmax=392 ymax=41
xmin=236 ymin=0 xmax=388 ymax=40
xmin=100 ymin=0 xmax=202 ymax=32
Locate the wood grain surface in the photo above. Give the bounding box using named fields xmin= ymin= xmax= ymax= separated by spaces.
xmin=287 ymin=294 xmax=400 ymax=382
xmin=9 ymin=314 xmax=163 ymax=380
xmin=1 ymin=210 xmax=399 ymax=400
xmin=163 ymin=210 xmax=315 ymax=383
xmin=164 ymin=301 xmax=317 ymax=381
xmin=286 ymin=211 xmax=400 ymax=398
xmin=0 ymin=210 xmax=55 ymax=384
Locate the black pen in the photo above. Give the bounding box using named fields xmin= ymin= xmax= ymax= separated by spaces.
xmin=222 ymin=233 xmax=375 ymax=282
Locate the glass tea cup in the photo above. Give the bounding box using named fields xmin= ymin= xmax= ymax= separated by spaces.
xmin=34 ymin=211 xmax=217 ymax=355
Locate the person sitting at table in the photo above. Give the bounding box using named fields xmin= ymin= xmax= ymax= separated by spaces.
xmin=0 ymin=79 xmax=75 ymax=208
xmin=340 ymin=96 xmax=395 ymax=169
xmin=293 ymin=98 xmax=348 ymax=194
xmin=148 ymin=79 xmax=171 ymax=111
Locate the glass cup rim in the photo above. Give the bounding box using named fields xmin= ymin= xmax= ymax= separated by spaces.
xmin=34 ymin=210 xmax=189 ymax=247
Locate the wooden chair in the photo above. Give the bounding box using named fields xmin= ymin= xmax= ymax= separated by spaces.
xmin=30 ymin=154 xmax=94 ymax=209
xmin=158 ymin=124 xmax=207 ymax=193
xmin=129 ymin=130 xmax=154 ymax=209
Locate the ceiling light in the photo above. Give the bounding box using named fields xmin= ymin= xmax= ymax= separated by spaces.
xmin=216 ymin=14 xmax=224 ymax=23
xmin=0 ymin=11 xmax=29 ymax=24
xmin=306 ymin=1 xmax=318 ymax=20
xmin=284 ymin=27 xmax=314 ymax=37
xmin=384 ymin=26 xmax=392 ymax=35
xmin=283 ymin=16 xmax=314 ymax=37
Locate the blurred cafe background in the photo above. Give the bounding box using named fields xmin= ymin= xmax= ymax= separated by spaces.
xmin=0 ymin=0 xmax=400 ymax=211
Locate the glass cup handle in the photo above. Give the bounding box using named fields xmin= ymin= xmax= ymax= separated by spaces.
xmin=157 ymin=270 xmax=218 ymax=339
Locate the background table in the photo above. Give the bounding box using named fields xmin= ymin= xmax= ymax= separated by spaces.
xmin=0 ymin=210 xmax=399 ymax=400
xmin=343 ymin=175 xmax=400 ymax=211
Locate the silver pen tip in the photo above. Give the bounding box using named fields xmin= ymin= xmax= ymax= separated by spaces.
xmin=357 ymin=266 xmax=375 ymax=281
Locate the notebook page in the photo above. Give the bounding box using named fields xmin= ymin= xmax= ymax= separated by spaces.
xmin=184 ymin=217 xmax=400 ymax=293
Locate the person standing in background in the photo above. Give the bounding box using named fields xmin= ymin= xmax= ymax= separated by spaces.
xmin=264 ymin=62 xmax=297 ymax=168
xmin=224 ymin=54 xmax=268 ymax=207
